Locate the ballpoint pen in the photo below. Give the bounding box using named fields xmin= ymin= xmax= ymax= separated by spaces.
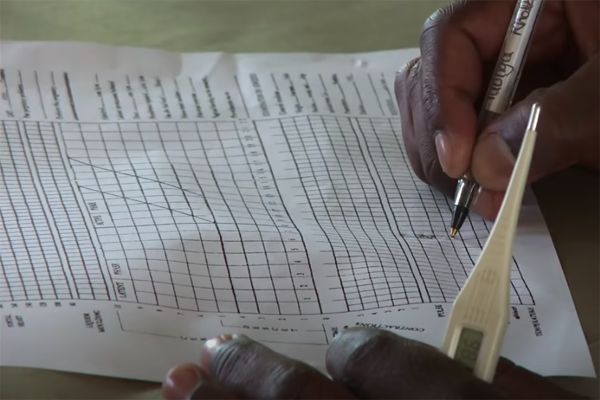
xmin=442 ymin=103 xmax=541 ymax=382
xmin=449 ymin=0 xmax=544 ymax=237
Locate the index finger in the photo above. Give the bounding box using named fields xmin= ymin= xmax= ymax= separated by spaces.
xmin=326 ymin=327 xmax=584 ymax=399
xmin=326 ymin=327 xmax=504 ymax=399
xmin=419 ymin=0 xmax=518 ymax=178
xmin=200 ymin=334 xmax=354 ymax=399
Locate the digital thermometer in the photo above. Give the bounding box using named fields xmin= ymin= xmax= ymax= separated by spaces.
xmin=441 ymin=103 xmax=541 ymax=382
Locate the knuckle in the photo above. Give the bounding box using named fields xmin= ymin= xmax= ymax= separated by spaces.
xmin=406 ymin=72 xmax=434 ymax=184
xmin=422 ymin=2 xmax=454 ymax=32
xmin=211 ymin=339 xmax=325 ymax=399
xmin=210 ymin=339 xmax=255 ymax=380
xmin=408 ymin=147 xmax=428 ymax=184
xmin=407 ymin=57 xmax=422 ymax=82
xmin=534 ymin=88 xmax=579 ymax=163
xmin=421 ymin=79 xmax=442 ymax=133
xmin=330 ymin=328 xmax=501 ymax=399
xmin=395 ymin=57 xmax=420 ymax=96
xmin=395 ymin=58 xmax=429 ymax=184
xmin=395 ymin=58 xmax=419 ymax=113
xmin=334 ymin=328 xmax=399 ymax=378
xmin=421 ymin=0 xmax=467 ymax=43
xmin=404 ymin=59 xmax=423 ymax=110
xmin=532 ymin=88 xmax=562 ymax=131
xmin=395 ymin=57 xmax=422 ymax=99
xmin=412 ymin=164 xmax=428 ymax=185
xmin=262 ymin=361 xmax=324 ymax=398
xmin=421 ymin=140 xmax=442 ymax=183
xmin=404 ymin=144 xmax=429 ymax=186
xmin=413 ymin=9 xmax=448 ymax=142
xmin=405 ymin=56 xmax=421 ymax=78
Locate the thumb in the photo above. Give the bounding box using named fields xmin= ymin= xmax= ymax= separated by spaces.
xmin=472 ymin=55 xmax=599 ymax=192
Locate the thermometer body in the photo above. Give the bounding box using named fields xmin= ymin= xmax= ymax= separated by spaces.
xmin=441 ymin=103 xmax=541 ymax=382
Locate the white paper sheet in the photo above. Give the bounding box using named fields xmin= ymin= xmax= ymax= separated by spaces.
xmin=0 ymin=41 xmax=594 ymax=381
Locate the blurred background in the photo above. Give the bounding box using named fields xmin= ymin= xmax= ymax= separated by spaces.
xmin=1 ymin=0 xmax=448 ymax=53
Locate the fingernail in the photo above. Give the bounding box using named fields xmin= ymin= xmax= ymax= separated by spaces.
xmin=434 ymin=131 xmax=452 ymax=174
xmin=201 ymin=334 xmax=249 ymax=368
xmin=164 ymin=364 xmax=202 ymax=400
xmin=204 ymin=333 xmax=236 ymax=354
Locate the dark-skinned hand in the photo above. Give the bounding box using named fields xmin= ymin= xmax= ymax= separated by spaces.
xmin=396 ymin=0 xmax=599 ymax=220
xmin=162 ymin=327 xmax=586 ymax=399
xmin=162 ymin=1 xmax=597 ymax=399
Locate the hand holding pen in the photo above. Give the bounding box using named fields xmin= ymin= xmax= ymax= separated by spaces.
xmin=395 ymin=0 xmax=599 ymax=231
xmin=449 ymin=0 xmax=545 ymax=236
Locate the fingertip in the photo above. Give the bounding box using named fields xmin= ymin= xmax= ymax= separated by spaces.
xmin=326 ymin=327 xmax=439 ymax=379
xmin=471 ymin=189 xmax=504 ymax=221
xmin=434 ymin=128 xmax=477 ymax=179
xmin=163 ymin=363 xmax=204 ymax=400
xmin=431 ymin=91 xmax=478 ymax=179
xmin=200 ymin=333 xmax=238 ymax=370
xmin=325 ymin=327 xmax=389 ymax=376
xmin=326 ymin=327 xmax=501 ymax=399
xmin=472 ymin=132 xmax=516 ymax=191
xmin=434 ymin=131 xmax=453 ymax=175
xmin=327 ymin=326 xmax=390 ymax=352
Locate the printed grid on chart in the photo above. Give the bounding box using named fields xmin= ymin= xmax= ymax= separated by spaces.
xmin=60 ymin=121 xmax=319 ymax=315
xmin=356 ymin=118 xmax=533 ymax=305
xmin=276 ymin=115 xmax=534 ymax=309
xmin=0 ymin=120 xmax=110 ymax=302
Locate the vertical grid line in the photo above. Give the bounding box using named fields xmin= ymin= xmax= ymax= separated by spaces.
xmin=23 ymin=122 xmax=69 ymax=299
xmin=194 ymin=122 xmax=240 ymax=313
xmin=347 ymin=117 xmax=424 ymax=303
xmin=31 ymin=122 xmax=77 ymax=298
xmin=287 ymin=116 xmax=360 ymax=310
xmin=0 ymin=123 xmax=26 ymax=300
xmin=173 ymin=123 xmax=218 ymax=311
xmin=48 ymin=122 xmax=102 ymax=299
xmin=309 ymin=115 xmax=378 ymax=307
xmin=87 ymin=122 xmax=154 ymax=302
xmin=257 ymin=120 xmax=325 ymax=313
xmin=3 ymin=121 xmax=43 ymax=299
xmin=55 ymin=122 xmax=113 ymax=300
xmin=151 ymin=122 xmax=186 ymax=309
xmin=368 ymin=119 xmax=447 ymax=299
xmin=169 ymin=123 xmax=202 ymax=310
xmin=329 ymin=116 xmax=403 ymax=305
xmin=214 ymin=122 xmax=261 ymax=313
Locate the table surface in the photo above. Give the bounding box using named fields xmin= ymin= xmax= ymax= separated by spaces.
xmin=1 ymin=1 xmax=598 ymax=399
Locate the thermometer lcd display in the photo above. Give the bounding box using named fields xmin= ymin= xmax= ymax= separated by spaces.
xmin=455 ymin=328 xmax=483 ymax=370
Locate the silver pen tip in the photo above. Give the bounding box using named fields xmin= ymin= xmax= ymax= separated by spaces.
xmin=526 ymin=102 xmax=542 ymax=132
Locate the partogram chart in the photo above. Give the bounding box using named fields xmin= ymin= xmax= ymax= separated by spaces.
xmin=0 ymin=121 xmax=110 ymax=302
xmin=1 ymin=117 xmax=534 ymax=313
xmin=260 ymin=115 xmax=534 ymax=309
xmin=61 ymin=121 xmax=318 ymax=315
xmin=356 ymin=117 xmax=532 ymax=305
xmin=1 ymin=43 xmax=595 ymax=386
